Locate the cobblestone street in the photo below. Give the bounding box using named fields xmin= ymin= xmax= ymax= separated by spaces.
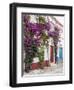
xmin=23 ymin=61 xmax=64 ymax=77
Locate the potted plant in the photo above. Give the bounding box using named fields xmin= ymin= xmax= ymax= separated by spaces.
xmin=38 ymin=44 xmax=44 ymax=69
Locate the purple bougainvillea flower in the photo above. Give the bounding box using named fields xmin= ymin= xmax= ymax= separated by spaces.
xmin=23 ymin=15 xmax=60 ymax=64
xmin=48 ymin=29 xmax=59 ymax=37
xmin=45 ymin=22 xmax=51 ymax=31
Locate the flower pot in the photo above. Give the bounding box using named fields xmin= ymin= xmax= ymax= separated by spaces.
xmin=31 ymin=63 xmax=39 ymax=70
xmin=31 ymin=57 xmax=39 ymax=70
xmin=39 ymin=62 xmax=44 ymax=69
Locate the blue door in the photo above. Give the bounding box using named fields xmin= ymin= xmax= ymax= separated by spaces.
xmin=59 ymin=47 xmax=63 ymax=60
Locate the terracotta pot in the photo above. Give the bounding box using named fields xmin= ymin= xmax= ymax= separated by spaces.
xmin=31 ymin=63 xmax=39 ymax=70
xmin=39 ymin=62 xmax=44 ymax=69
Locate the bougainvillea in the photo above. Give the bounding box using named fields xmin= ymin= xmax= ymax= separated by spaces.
xmin=23 ymin=15 xmax=60 ymax=72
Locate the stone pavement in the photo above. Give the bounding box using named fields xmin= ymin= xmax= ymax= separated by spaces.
xmin=23 ymin=61 xmax=64 ymax=77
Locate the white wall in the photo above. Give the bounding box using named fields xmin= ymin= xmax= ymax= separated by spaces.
xmin=0 ymin=0 xmax=74 ymax=89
